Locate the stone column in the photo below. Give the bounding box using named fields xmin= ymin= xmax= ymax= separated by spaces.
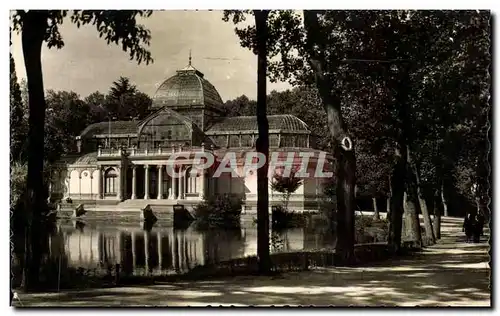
xmin=101 ymin=168 xmax=106 ymax=197
xmin=66 ymin=172 xmax=71 ymax=199
xmin=89 ymin=174 xmax=93 ymax=200
xmin=116 ymin=167 xmax=122 ymax=200
xmin=172 ymin=166 xmax=178 ymax=199
xmin=157 ymin=165 xmax=163 ymax=199
xmin=122 ymin=166 xmax=128 ymax=199
xmin=131 ymin=165 xmax=137 ymax=200
xmin=131 ymin=232 xmax=136 ymax=272
xmin=144 ymin=165 xmax=150 ymax=199
xmin=178 ymin=166 xmax=184 ymax=200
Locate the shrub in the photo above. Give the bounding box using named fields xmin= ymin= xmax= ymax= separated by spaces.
xmin=270 ymin=169 xmax=305 ymax=228
xmin=271 ymin=205 xmax=307 ymax=229
xmin=355 ymin=214 xmax=389 ymax=243
xmin=270 ymin=168 xmax=303 ymax=211
xmin=193 ymin=194 xmax=243 ymax=230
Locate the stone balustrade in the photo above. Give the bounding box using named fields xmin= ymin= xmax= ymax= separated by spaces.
xmin=97 ymin=143 xmax=210 ymax=158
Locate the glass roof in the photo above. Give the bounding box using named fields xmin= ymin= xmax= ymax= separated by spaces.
xmin=152 ymin=66 xmax=223 ymax=110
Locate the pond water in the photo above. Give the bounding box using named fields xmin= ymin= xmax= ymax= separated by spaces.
xmin=37 ymin=220 xmax=336 ymax=277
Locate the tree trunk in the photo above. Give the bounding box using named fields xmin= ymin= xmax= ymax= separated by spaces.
xmin=303 ymin=10 xmax=356 ymax=264
xmin=335 ymin=147 xmax=356 ymax=263
xmin=388 ymin=145 xmax=405 ymax=253
xmin=402 ymin=191 xmax=422 ymax=245
xmin=21 ymin=10 xmax=49 ymax=292
xmin=254 ymin=10 xmax=271 ymax=274
xmin=433 ymin=187 xmax=441 ymax=239
xmin=441 ymin=182 xmax=449 ymax=217
xmin=402 ymin=162 xmax=422 ymax=246
xmin=408 ymin=149 xmax=435 ymax=244
xmin=372 ymin=197 xmax=380 ymax=220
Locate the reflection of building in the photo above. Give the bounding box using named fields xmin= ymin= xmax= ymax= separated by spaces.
xmin=49 ymin=57 xmax=331 ymax=210
xmin=51 ymin=225 xmax=312 ymax=275
xmin=56 ymin=227 xmax=206 ymax=275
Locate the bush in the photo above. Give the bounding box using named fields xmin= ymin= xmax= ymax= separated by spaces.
xmin=355 ymin=214 xmax=389 ymax=243
xmin=271 ymin=205 xmax=307 ymax=229
xmin=193 ymin=194 xmax=243 ymax=230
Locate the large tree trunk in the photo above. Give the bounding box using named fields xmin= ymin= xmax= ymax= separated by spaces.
xmin=334 ymin=147 xmax=356 ymax=263
xmin=388 ymin=145 xmax=405 ymax=253
xmin=402 ymin=163 xmax=422 ymax=246
xmin=372 ymin=197 xmax=380 ymax=220
xmin=21 ymin=10 xmax=49 ymax=292
xmin=303 ymin=10 xmax=356 ymax=264
xmin=433 ymin=186 xmax=442 ymax=239
xmin=402 ymin=192 xmax=422 ymax=244
xmin=441 ymin=182 xmax=449 ymax=217
xmin=254 ymin=10 xmax=271 ymax=274
xmin=408 ymin=149 xmax=435 ymax=244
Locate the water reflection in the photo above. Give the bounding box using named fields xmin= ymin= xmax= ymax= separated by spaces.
xmin=46 ymin=221 xmax=334 ymax=277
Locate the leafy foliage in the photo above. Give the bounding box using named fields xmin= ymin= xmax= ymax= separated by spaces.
xmin=270 ymin=169 xmax=303 ymax=197
xmin=11 ymin=10 xmax=154 ymax=65
xmin=10 ymin=161 xmax=27 ymax=211
xmin=10 ymin=54 xmax=27 ymax=162
xmin=12 ymin=77 xmax=151 ymax=164
xmin=223 ymin=10 xmax=490 ymax=249
xmin=193 ymin=194 xmax=243 ymax=230
xmin=104 ymin=76 xmax=152 ymax=120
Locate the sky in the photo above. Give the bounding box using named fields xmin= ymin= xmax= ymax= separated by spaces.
xmin=10 ymin=10 xmax=291 ymax=102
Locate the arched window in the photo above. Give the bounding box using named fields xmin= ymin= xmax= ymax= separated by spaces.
xmin=104 ymin=168 xmax=118 ymax=195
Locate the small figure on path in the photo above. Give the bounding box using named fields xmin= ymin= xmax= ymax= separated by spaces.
xmin=463 ymin=210 xmax=476 ymax=243
xmin=472 ymin=211 xmax=485 ymax=243
xmin=477 ymin=211 xmax=485 ymax=236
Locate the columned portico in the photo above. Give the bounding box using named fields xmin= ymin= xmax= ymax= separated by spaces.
xmin=118 ymin=163 xmax=196 ymax=201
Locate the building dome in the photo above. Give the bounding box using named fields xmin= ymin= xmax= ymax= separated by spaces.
xmin=152 ymin=61 xmax=224 ymax=110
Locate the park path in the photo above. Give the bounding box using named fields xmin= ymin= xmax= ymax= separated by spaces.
xmin=13 ymin=217 xmax=490 ymax=307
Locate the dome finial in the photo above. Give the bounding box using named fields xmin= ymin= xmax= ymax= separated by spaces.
xmin=189 ymin=49 xmax=192 ymax=66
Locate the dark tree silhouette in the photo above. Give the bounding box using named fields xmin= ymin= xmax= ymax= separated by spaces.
xmin=11 ymin=9 xmax=154 ymax=291
xmin=254 ymin=9 xmax=272 ymax=274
